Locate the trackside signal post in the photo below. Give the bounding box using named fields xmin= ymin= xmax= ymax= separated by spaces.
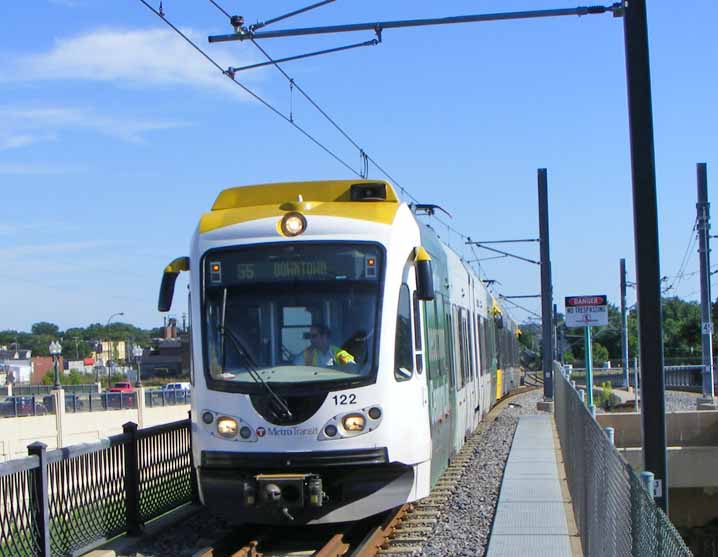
xmin=565 ymin=295 xmax=609 ymax=410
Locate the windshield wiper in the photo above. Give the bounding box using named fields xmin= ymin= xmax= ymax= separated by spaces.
xmin=219 ymin=325 xmax=294 ymax=422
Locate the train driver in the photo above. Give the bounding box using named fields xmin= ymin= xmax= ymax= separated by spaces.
xmin=293 ymin=324 xmax=355 ymax=366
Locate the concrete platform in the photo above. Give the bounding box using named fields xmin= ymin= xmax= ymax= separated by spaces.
xmin=486 ymin=415 xmax=582 ymax=557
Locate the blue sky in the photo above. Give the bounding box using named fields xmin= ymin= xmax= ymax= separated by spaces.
xmin=1 ymin=1 xmax=717 ymax=332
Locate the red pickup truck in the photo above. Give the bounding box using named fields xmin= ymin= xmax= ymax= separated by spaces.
xmin=109 ymin=382 xmax=133 ymax=393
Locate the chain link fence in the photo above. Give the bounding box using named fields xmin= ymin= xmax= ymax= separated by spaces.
xmin=554 ymin=364 xmax=692 ymax=556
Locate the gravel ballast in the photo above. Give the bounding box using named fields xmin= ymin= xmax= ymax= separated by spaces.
xmin=415 ymin=389 xmax=544 ymax=557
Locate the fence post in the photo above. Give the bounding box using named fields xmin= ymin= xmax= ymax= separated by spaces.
xmin=605 ymin=427 xmax=615 ymax=445
xmin=640 ymin=471 xmax=655 ymax=498
xmin=137 ymin=387 xmax=146 ymax=429
xmin=579 ymin=389 xmax=585 ymax=404
xmin=53 ymin=388 xmax=65 ymax=449
xmin=188 ymin=410 xmax=200 ymax=504
xmin=27 ymin=442 xmax=51 ymax=557
xmin=123 ymin=422 xmax=142 ymax=535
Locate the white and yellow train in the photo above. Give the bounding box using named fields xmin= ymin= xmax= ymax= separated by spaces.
xmin=159 ymin=180 xmax=521 ymax=524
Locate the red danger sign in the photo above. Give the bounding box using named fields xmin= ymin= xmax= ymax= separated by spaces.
xmin=565 ymin=295 xmax=607 ymax=307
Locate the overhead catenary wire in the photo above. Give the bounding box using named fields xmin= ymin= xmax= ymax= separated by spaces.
xmin=137 ymin=0 xmax=361 ymax=177
xmin=663 ymin=217 xmax=698 ymax=294
xmin=205 ymin=0 xmax=476 ymax=256
xmin=145 ymin=1 xmax=512 ymax=308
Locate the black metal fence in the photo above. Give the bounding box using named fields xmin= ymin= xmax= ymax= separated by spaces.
xmin=1 ymin=384 xmax=100 ymax=397
xmin=1 ymin=390 xmax=191 ymax=418
xmin=554 ymin=365 xmax=692 ymax=556
xmin=145 ymin=389 xmax=191 ymax=407
xmin=0 ymin=418 xmax=197 ymax=557
xmin=569 ymin=365 xmax=708 ymax=392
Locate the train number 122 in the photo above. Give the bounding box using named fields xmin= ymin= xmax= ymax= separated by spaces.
xmin=332 ymin=393 xmax=356 ymax=405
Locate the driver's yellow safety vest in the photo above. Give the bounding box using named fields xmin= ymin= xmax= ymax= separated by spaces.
xmin=303 ymin=345 xmax=355 ymax=365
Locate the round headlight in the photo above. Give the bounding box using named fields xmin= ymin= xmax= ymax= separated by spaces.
xmin=324 ymin=424 xmax=338 ymax=437
xmin=342 ymin=414 xmax=365 ymax=432
xmin=217 ymin=416 xmax=238 ymax=438
xmin=239 ymin=426 xmax=252 ymax=439
xmin=202 ymin=411 xmax=214 ymax=424
xmin=368 ymin=407 xmax=382 ymax=420
xmin=280 ymin=212 xmax=307 ymax=237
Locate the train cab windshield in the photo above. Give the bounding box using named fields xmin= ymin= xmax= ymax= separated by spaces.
xmin=202 ymin=243 xmax=383 ymax=392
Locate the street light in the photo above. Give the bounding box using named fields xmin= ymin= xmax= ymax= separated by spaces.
xmin=132 ymin=344 xmax=143 ymax=388
xmin=106 ymin=312 xmax=124 ymax=390
xmin=49 ymin=340 xmax=62 ymax=390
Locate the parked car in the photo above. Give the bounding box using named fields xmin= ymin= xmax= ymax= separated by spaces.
xmin=109 ymin=382 xmax=134 ymax=393
xmin=0 ymin=396 xmax=48 ymax=417
xmin=160 ymin=382 xmax=191 ymax=392
xmin=102 ymin=383 xmax=136 ymax=409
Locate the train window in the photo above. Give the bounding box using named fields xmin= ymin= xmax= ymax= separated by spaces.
xmin=412 ymin=292 xmax=423 ymax=351
xmin=395 ymin=284 xmax=413 ymax=381
xmin=412 ymin=292 xmax=424 ymax=374
xmin=446 ymin=311 xmax=455 ymax=391
xmin=202 ymin=243 xmax=383 ymax=390
xmin=453 ymin=306 xmax=465 ymax=390
xmin=468 ymin=312 xmax=475 ymax=380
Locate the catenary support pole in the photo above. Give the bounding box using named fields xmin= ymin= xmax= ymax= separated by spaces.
xmin=622 ymin=0 xmax=668 ymax=512
xmin=538 ymin=168 xmax=554 ymax=399
xmin=697 ymin=163 xmax=716 ymax=399
xmin=620 ymin=258 xmax=630 ymax=388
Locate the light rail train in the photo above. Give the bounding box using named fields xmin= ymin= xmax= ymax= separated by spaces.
xmin=158 ymin=180 xmax=521 ymax=525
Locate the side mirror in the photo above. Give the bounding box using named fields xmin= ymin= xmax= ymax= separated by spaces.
xmin=415 ymin=247 xmax=435 ymax=301
xmin=158 ymin=257 xmax=189 ymax=312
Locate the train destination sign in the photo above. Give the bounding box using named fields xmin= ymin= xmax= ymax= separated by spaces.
xmin=206 ymin=244 xmax=381 ymax=286
xmin=564 ymin=295 xmax=608 ymax=327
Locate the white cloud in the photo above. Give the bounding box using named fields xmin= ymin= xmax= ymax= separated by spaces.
xmin=0 ymin=162 xmax=85 ymax=175
xmin=5 ymin=27 xmax=259 ymax=94
xmin=0 ymin=133 xmax=56 ymax=150
xmin=0 ymin=105 xmax=189 ymax=147
xmin=0 ymin=240 xmax=106 ymax=259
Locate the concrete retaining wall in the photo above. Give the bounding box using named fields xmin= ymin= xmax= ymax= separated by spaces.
xmin=596 ymin=410 xmax=718 ymax=447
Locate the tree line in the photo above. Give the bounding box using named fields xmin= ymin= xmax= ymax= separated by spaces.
xmin=519 ymin=296 xmax=717 ymax=368
xmin=0 ymin=321 xmax=162 ymax=361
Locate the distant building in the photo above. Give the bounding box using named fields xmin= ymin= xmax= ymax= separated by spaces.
xmin=140 ymin=338 xmax=189 ymax=378
xmin=31 ymin=356 xmax=64 ymax=384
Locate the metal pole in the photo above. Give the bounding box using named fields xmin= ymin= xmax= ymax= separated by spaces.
xmin=697 ymin=162 xmax=716 ymax=399
xmin=538 ymin=168 xmax=554 ymax=400
xmin=622 ymin=0 xmax=668 ymax=511
xmin=553 ymin=303 xmax=559 ymax=361
xmin=52 ymin=355 xmax=60 ymax=391
xmin=585 ymin=326 xmax=594 ymax=408
xmin=209 ymin=6 xmax=615 ymax=42
xmin=620 ymin=258 xmax=630 ymax=388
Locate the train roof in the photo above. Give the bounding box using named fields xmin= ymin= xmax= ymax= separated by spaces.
xmin=200 ymin=180 xmax=401 ymax=234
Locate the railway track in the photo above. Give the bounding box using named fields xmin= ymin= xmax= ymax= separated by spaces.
xmin=193 ymin=385 xmax=539 ymax=557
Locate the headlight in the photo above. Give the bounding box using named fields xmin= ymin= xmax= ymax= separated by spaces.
xmin=342 ymin=414 xmax=365 ymax=432
xmin=217 ymin=416 xmax=238 ymax=438
xmin=280 ymin=212 xmax=307 ymax=236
